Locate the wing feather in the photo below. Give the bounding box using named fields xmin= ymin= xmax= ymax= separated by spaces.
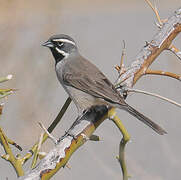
xmin=62 ymin=57 xmax=125 ymax=105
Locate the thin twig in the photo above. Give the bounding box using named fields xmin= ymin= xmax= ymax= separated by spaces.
xmin=38 ymin=122 xmax=57 ymax=144
xmin=120 ymin=40 xmax=126 ymax=72
xmin=168 ymin=44 xmax=181 ymax=60
xmin=0 ymin=75 xmax=13 ymax=83
xmin=145 ymin=0 xmax=162 ymax=25
xmin=128 ymin=88 xmax=181 ymax=108
xmin=115 ymin=40 xmax=126 ymax=76
xmin=0 ymin=91 xmax=13 ymax=99
xmin=145 ymin=69 xmax=181 ymax=81
xmin=31 ymin=133 xmax=44 ymax=169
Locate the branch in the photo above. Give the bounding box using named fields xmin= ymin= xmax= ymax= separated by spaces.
xmin=0 ymin=97 xmax=71 ymax=178
xmin=19 ymin=106 xmax=111 ymax=179
xmin=0 ymin=75 xmax=25 ymax=176
xmin=22 ymin=97 xmax=71 ymax=165
xmin=115 ymin=7 xmax=181 ymax=88
xmin=109 ymin=112 xmax=130 ymax=180
xmin=0 ymin=127 xmax=24 ymax=177
xmin=145 ymin=69 xmax=181 ymax=81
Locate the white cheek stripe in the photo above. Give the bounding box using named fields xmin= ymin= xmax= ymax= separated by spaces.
xmin=53 ymin=39 xmax=76 ymax=46
xmin=55 ymin=47 xmax=69 ymax=58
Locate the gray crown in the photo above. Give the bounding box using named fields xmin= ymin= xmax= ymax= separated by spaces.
xmin=42 ymin=34 xmax=77 ymax=63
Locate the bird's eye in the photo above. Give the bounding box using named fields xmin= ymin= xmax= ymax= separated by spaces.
xmin=57 ymin=42 xmax=63 ymax=47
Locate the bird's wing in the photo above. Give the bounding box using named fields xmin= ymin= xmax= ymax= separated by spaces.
xmin=62 ymin=57 xmax=126 ymax=105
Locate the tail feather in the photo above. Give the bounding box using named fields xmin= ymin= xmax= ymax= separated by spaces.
xmin=122 ymin=104 xmax=167 ymax=135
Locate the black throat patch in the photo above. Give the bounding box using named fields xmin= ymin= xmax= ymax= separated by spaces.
xmin=50 ymin=48 xmax=65 ymax=64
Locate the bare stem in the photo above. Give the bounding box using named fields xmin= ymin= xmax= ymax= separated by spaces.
xmin=145 ymin=69 xmax=181 ymax=81
xmin=128 ymin=88 xmax=181 ymax=108
xmin=109 ymin=110 xmax=130 ymax=180
xmin=0 ymin=127 xmax=24 ymax=177
xmin=168 ymin=44 xmax=181 ymax=60
xmin=145 ymin=0 xmax=162 ymax=25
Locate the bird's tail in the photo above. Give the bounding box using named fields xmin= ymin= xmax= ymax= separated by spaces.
xmin=121 ymin=104 xmax=167 ymax=135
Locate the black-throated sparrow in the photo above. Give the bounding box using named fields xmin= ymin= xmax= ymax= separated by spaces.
xmin=42 ymin=34 xmax=166 ymax=135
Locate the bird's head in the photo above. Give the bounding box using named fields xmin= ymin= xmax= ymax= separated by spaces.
xmin=42 ymin=34 xmax=77 ymax=63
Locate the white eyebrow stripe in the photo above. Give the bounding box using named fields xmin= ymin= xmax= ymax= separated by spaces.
xmin=53 ymin=38 xmax=76 ymax=45
xmin=55 ymin=47 xmax=69 ymax=58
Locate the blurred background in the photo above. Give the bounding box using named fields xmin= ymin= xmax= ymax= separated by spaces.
xmin=0 ymin=0 xmax=181 ymax=179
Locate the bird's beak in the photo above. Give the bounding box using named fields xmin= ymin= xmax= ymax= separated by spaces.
xmin=42 ymin=40 xmax=54 ymax=48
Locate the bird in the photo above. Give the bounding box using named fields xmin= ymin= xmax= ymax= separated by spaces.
xmin=42 ymin=34 xmax=166 ymax=135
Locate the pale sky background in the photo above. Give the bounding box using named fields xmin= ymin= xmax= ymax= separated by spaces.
xmin=0 ymin=0 xmax=181 ymax=179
